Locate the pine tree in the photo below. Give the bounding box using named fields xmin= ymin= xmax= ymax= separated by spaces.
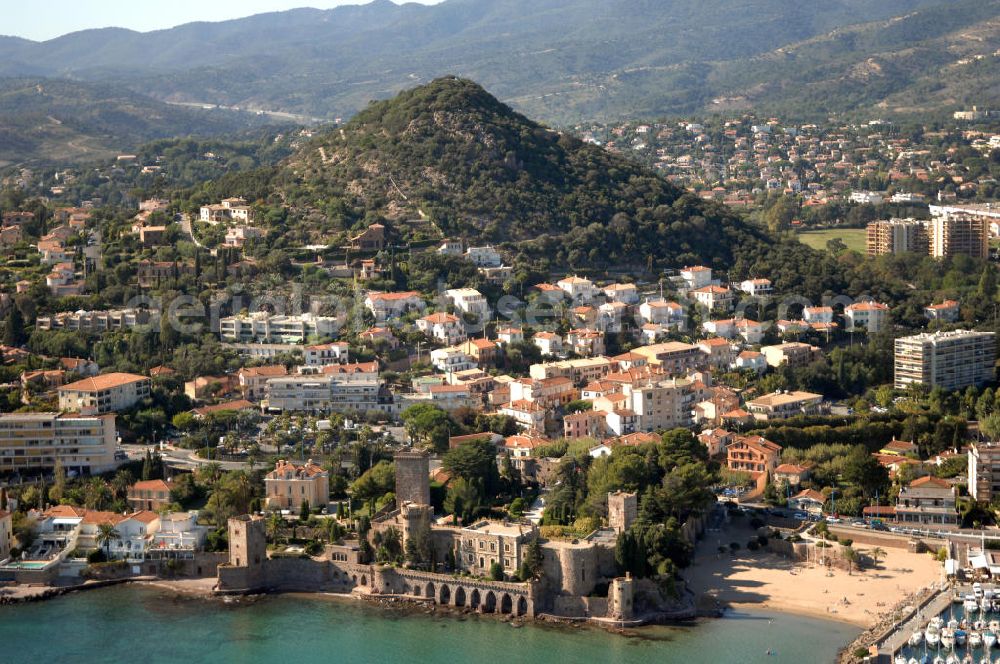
xmin=3 ymin=306 xmax=25 ymax=347
xmin=142 ymin=451 xmax=153 ymax=481
xmin=979 ymin=267 xmax=997 ymax=300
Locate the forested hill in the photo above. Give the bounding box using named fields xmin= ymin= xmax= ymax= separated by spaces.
xmin=272 ymin=77 xmax=770 ymax=270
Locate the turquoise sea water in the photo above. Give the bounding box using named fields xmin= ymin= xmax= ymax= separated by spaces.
xmin=0 ymin=586 xmax=859 ymax=664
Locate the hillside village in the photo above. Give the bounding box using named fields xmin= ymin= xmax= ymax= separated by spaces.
xmin=581 ymin=111 xmax=1000 ymax=215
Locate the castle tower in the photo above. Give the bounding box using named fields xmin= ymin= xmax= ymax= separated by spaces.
xmin=221 ymin=515 xmax=268 ymax=592
xmin=607 ymin=575 xmax=635 ymax=621
xmin=400 ymin=502 xmax=433 ymax=551
xmin=608 ymin=491 xmax=637 ymax=534
xmin=228 ymin=516 xmax=266 ymax=567
xmin=394 ymin=449 xmax=430 ymax=506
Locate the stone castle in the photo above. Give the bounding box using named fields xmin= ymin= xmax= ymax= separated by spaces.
xmin=216 ymin=449 xmax=697 ymax=623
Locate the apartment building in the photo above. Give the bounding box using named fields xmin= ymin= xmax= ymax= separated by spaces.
xmin=263 ymin=375 xmax=389 ymax=413
xmin=895 ymin=476 xmax=958 ymax=526
xmin=865 ymin=218 xmax=928 ymax=256
xmin=219 ymin=312 xmax=339 ymax=344
xmin=36 ymin=308 xmax=158 ymax=333
xmin=238 ymin=365 xmax=289 ymax=400
xmin=761 ymin=342 xmax=821 ymax=368
xmin=0 ymin=412 xmax=117 ymax=474
xmin=745 ymin=390 xmax=824 ymax=421
xmin=617 ymin=377 xmax=696 ymax=432
xmin=631 ymin=342 xmax=705 ymax=375
xmin=58 ymin=373 xmax=151 ymax=415
xmin=930 ymin=213 xmax=989 ymax=260
xmin=304 ymin=342 xmax=350 ymax=366
xmin=726 ymin=435 xmax=782 ymax=476
xmin=969 ymin=442 xmax=1000 ymax=502
xmin=894 ymin=329 xmax=996 ymax=390
xmin=528 ymin=357 xmax=615 ymax=384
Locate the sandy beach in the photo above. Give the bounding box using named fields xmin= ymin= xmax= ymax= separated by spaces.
xmin=685 ymin=520 xmax=944 ymax=627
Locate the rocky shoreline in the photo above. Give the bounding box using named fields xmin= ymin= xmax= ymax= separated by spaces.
xmin=0 ymin=577 xmax=138 ymax=605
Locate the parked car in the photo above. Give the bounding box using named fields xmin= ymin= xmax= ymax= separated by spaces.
xmin=793 ymin=512 xmax=808 ymax=520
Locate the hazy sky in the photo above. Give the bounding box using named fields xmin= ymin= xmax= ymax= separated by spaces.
xmin=5 ymin=0 xmax=441 ymax=42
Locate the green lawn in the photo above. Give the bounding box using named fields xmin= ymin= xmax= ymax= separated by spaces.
xmin=797 ymin=228 xmax=867 ymax=253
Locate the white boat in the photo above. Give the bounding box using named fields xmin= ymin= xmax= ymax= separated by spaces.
xmin=990 ymin=620 xmax=1000 ymax=633
xmin=933 ymin=657 xmax=944 ymax=664
xmin=896 ymin=657 xmax=908 ymax=664
xmin=928 ymin=631 xmax=942 ymax=647
xmin=945 ymin=655 xmax=959 ymax=664
xmin=942 ymin=628 xmax=956 ymax=649
xmin=932 ymin=617 xmax=946 ymax=630
xmin=985 ymin=630 xmax=998 ymax=649
xmin=976 ymin=620 xmax=987 ymax=631
xmin=950 ymin=619 xmax=961 ymax=631
xmin=911 ymin=631 xmax=925 ymax=646
xmin=970 ymin=632 xmax=984 ymax=648
xmin=975 ymin=583 xmax=984 ymax=598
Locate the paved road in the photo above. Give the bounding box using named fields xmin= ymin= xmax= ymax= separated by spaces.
xmin=121 ymin=444 xmax=255 ymax=471
xmin=179 ymin=214 xmax=204 ymax=249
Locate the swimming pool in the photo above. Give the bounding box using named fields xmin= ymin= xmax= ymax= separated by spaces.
xmin=1 ymin=561 xmax=52 ymax=570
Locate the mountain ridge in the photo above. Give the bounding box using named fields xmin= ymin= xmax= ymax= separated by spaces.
xmin=0 ymin=77 xmax=288 ymax=166
xmin=1 ymin=0 xmax=993 ymax=123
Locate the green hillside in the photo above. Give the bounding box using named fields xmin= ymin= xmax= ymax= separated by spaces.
xmin=272 ymin=77 xmax=772 ymax=271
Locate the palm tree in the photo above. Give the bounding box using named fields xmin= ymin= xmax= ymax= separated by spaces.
xmin=267 ymin=512 xmax=284 ymax=545
xmin=870 ymin=547 xmax=886 ymax=567
xmin=84 ymin=477 xmax=110 ymax=510
xmin=843 ymin=546 xmax=859 ymax=575
xmin=96 ymin=522 xmax=122 ymax=559
xmin=110 ymin=469 xmax=135 ymax=501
